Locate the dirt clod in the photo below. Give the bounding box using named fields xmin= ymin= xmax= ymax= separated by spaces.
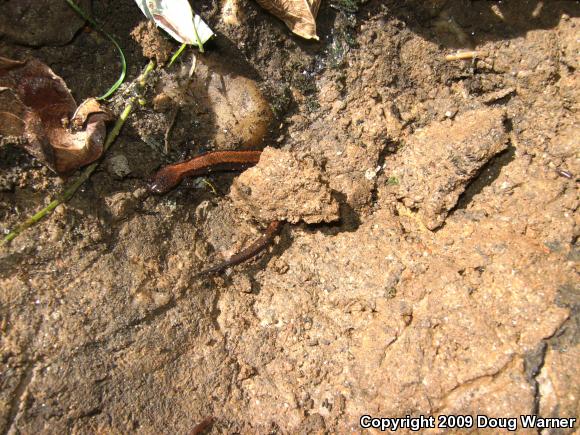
xmin=106 ymin=154 xmax=132 ymax=179
xmin=231 ymin=147 xmax=340 ymax=224
xmin=386 ymin=107 xmax=509 ymax=229
xmin=131 ymin=21 xmax=174 ymax=65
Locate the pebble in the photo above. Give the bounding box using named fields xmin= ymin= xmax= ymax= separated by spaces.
xmin=364 ymin=168 xmax=377 ymax=180
xmin=105 ymin=192 xmax=137 ymax=220
xmin=106 ymin=155 xmax=132 ymax=179
xmin=233 ymin=274 xmax=253 ymax=293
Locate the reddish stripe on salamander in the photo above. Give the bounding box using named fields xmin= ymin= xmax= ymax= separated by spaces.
xmin=149 ymin=150 xmax=262 ymax=194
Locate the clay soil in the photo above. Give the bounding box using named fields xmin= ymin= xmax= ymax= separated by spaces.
xmin=1 ymin=0 xmax=579 ymax=433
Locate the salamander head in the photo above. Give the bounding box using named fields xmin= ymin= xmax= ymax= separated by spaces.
xmin=148 ymin=167 xmax=182 ymax=194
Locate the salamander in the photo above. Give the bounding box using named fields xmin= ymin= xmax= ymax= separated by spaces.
xmin=149 ymin=150 xmax=281 ymax=275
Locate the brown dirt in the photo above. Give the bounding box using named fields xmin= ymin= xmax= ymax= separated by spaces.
xmin=1 ymin=0 xmax=579 ymax=433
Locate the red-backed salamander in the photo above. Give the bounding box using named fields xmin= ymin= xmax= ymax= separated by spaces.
xmin=148 ymin=150 xmax=282 ymax=275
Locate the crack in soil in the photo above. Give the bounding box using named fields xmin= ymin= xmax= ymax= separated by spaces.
xmin=432 ymin=355 xmax=518 ymax=413
xmin=524 ymin=341 xmax=548 ymax=420
xmin=5 ymin=363 xmax=37 ymax=435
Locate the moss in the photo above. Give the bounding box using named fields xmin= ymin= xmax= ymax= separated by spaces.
xmin=294 ymin=73 xmax=317 ymax=95
xmin=331 ymin=0 xmax=363 ymax=14
xmin=305 ymin=96 xmax=320 ymax=113
xmin=328 ymin=6 xmax=360 ymax=69
xmin=387 ymin=176 xmax=400 ymax=186
xmin=271 ymin=86 xmax=293 ymax=118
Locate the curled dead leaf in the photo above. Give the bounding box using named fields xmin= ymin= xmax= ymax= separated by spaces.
xmin=0 ymin=87 xmax=26 ymax=136
xmin=0 ymin=57 xmax=112 ymax=175
xmin=255 ymin=0 xmax=321 ymax=40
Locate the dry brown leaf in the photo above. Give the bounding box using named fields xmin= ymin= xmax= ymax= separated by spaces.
xmin=0 ymin=87 xmax=26 ymax=136
xmin=255 ymin=0 xmax=321 ymax=40
xmin=0 ymin=57 xmax=112 ymax=175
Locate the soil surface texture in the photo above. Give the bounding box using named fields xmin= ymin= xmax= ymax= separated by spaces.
xmin=1 ymin=0 xmax=579 ymax=433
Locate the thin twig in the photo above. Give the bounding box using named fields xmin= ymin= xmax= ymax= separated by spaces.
xmin=445 ymin=51 xmax=483 ymax=61
xmin=164 ymin=107 xmax=179 ymax=154
xmin=2 ymin=61 xmax=156 ymax=245
xmin=200 ymin=178 xmax=218 ymax=195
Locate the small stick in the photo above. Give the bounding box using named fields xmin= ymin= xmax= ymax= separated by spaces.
xmin=200 ymin=178 xmax=218 ymax=195
xmin=2 ymin=61 xmax=156 ymax=246
xmin=532 ymin=1 xmax=544 ymax=18
xmin=445 ymin=51 xmax=483 ymax=61
xmin=556 ymin=169 xmax=573 ymax=179
xmin=164 ymin=106 xmax=179 ymax=154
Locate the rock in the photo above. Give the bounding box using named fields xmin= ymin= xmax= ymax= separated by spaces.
xmin=106 ymin=154 xmax=132 ymax=179
xmin=221 ymin=0 xmax=244 ymax=26
xmin=105 ymin=192 xmax=137 ymax=221
xmin=325 ymin=143 xmax=378 ymax=211
xmin=538 ymin=344 xmax=580 ymax=421
xmin=0 ymin=0 xmax=90 ymax=46
xmin=434 ymin=359 xmax=534 ymax=424
xmin=387 ymin=108 xmax=508 ymax=229
xmin=190 ymin=56 xmax=273 ymax=149
xmin=232 ymin=274 xmax=253 ymax=294
xmin=230 ymin=147 xmax=340 ymax=224
xmin=537 ymin=282 xmax=580 ymax=422
xmin=148 ymin=54 xmax=273 ymax=150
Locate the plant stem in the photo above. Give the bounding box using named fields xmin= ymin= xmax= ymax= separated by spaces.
xmin=168 ymin=16 xmax=207 ymax=68
xmin=2 ymin=60 xmax=155 ymax=246
xmin=169 ymin=43 xmax=188 ymax=67
xmin=65 ymin=0 xmax=127 ymax=100
xmin=192 ymin=17 xmax=205 ymax=53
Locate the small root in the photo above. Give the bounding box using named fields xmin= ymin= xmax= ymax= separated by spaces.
xmin=445 ymin=51 xmax=485 ymax=61
xmin=164 ymin=107 xmax=179 ymax=154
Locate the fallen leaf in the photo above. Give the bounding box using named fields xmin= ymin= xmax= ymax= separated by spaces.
xmin=0 ymin=87 xmax=26 ymax=136
xmin=135 ymin=0 xmax=214 ymax=46
xmin=255 ymin=0 xmax=321 ymax=40
xmin=0 ymin=57 xmax=112 ymax=174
